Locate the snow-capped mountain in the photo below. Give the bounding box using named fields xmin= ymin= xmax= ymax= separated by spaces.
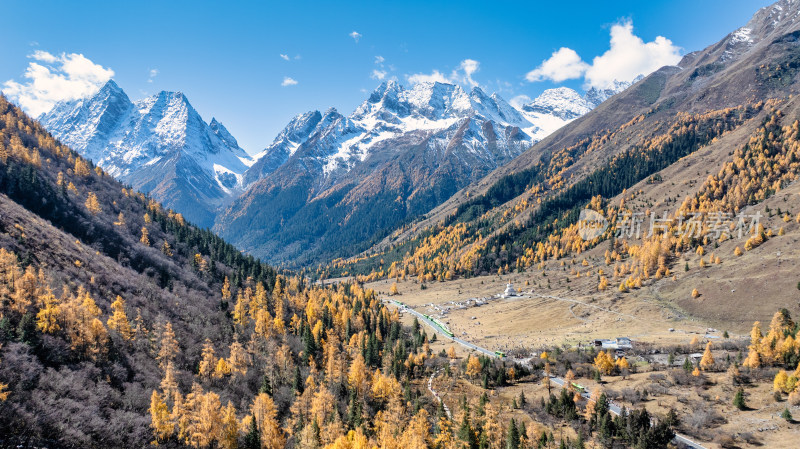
xmin=584 ymin=77 xmax=644 ymax=107
xmin=39 ymin=80 xmax=253 ymax=227
xmin=217 ymin=78 xmax=638 ymax=265
xmin=241 ymin=80 xmax=636 ymax=189
xmin=242 ymin=81 xmax=537 ymax=186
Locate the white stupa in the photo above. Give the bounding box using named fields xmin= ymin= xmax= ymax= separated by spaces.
xmin=502 ymin=283 xmax=518 ymax=298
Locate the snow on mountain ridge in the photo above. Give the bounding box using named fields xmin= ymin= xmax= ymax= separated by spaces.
xmin=39 ymin=80 xmax=253 ymax=226
xmin=245 ymin=77 xmax=640 ymax=187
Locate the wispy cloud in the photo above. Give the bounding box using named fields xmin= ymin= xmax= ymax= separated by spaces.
xmin=525 ymin=48 xmax=588 ymax=83
xmin=370 ymin=69 xmax=387 ymax=80
xmin=281 ymin=76 xmax=298 ymax=87
xmin=525 ymin=20 xmax=681 ymax=89
xmin=349 ymin=31 xmax=362 ymax=43
xmin=406 ymin=59 xmax=482 ymax=88
xmin=451 ymin=59 xmax=480 ymax=88
xmin=280 ymin=54 xmax=290 ymax=61
xmin=147 ymin=68 xmax=159 ymax=83
xmin=2 ymin=50 xmax=114 ymax=116
xmin=374 ymin=55 xmax=385 ymax=64
xmin=509 ymin=94 xmax=532 ymax=109
xmin=407 ymin=70 xmax=449 ymax=85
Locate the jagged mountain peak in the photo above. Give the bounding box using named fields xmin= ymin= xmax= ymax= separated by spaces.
xmin=95 ymin=79 xmax=126 ymax=98
xmin=39 ymin=81 xmax=253 ymax=227
xmin=584 ymin=77 xmax=642 ymax=108
xmin=209 ymin=117 xmax=246 ymax=156
xmin=746 ymin=0 xmax=800 ymax=36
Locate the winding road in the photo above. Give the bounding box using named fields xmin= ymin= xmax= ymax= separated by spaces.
xmin=386 ymin=298 xmax=707 ymax=449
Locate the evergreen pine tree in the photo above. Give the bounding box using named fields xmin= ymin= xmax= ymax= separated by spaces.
xmin=260 ymin=374 xmax=272 ymax=395
xmin=734 ymin=388 xmax=747 ymax=410
xmin=293 ymin=366 xmax=304 ymax=394
xmin=506 ymin=418 xmax=520 ymax=449
xmin=243 ymin=418 xmax=260 ymax=449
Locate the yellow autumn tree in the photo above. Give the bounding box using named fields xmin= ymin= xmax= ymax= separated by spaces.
xmin=221 ymin=276 xmax=232 ymax=301
xmin=186 ymin=388 xmax=222 ymax=448
xmin=251 ymin=393 xmax=284 ymax=448
xmin=228 ymin=340 xmax=250 ymax=377
xmin=219 ymin=401 xmax=239 ymax=449
xmin=466 ymin=355 xmax=482 ymax=380
xmin=743 ymin=347 xmax=761 ymax=369
xmin=157 ymin=322 xmax=180 ymax=369
xmin=400 ymin=408 xmax=431 ymax=449
xmin=85 ymin=192 xmax=101 ymax=215
xmin=594 ymin=350 xmax=615 ymax=375
xmin=775 ymin=370 xmax=790 ymax=393
xmin=198 ymin=338 xmax=216 ymax=378
xmin=140 ymin=227 xmax=150 ymax=246
xmin=233 ymin=291 xmax=248 ymax=327
xmin=107 ymin=295 xmax=133 ymax=340
xmin=161 ymin=240 xmax=173 ymax=257
xmin=0 ymin=352 xmax=9 ymax=401
xmin=150 ymin=390 xmax=174 ymax=443
xmin=348 ymin=353 xmax=368 ymax=395
xmin=615 ymin=356 xmax=630 ymax=372
xmin=700 ymin=342 xmax=715 ymax=371
xmin=213 ymin=358 xmax=232 ymax=378
xmin=74 ymin=158 xmax=91 ymax=176
xmin=36 ymin=288 xmax=62 ymax=334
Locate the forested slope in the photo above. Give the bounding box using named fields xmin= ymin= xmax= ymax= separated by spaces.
xmin=0 ymin=95 xmax=449 ymax=448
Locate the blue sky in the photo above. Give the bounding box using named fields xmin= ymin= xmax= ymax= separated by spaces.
xmin=1 ymin=0 xmax=775 ymax=153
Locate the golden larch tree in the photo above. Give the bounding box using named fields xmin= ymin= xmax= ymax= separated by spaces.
xmin=221 ymin=276 xmax=232 ymax=301
xmin=157 ymin=322 xmax=180 ymax=369
xmin=107 ymin=295 xmax=133 ymax=340
xmin=85 ymin=192 xmax=101 ymax=215
xmin=700 ymin=342 xmax=715 ymax=370
xmin=161 ymin=240 xmax=173 ymax=257
xmin=150 ymin=390 xmax=174 ymax=443
xmin=219 ymin=401 xmax=239 ymax=449
xmin=251 ymin=393 xmax=284 ymax=448
xmin=36 ymin=287 xmax=62 ymax=334
xmin=466 ymin=355 xmax=482 ymax=380
xmin=198 ymin=338 xmax=216 ymax=378
xmin=594 ymin=350 xmax=615 ymax=375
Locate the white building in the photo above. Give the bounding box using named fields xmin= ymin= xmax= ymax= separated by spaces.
xmin=502 ymin=283 xmax=518 ymax=298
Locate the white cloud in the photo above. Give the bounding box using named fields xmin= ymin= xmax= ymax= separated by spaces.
xmin=281 ymin=76 xmax=298 ymax=87
xmin=374 ymin=55 xmax=385 ymax=64
xmin=452 ymin=59 xmax=480 ymax=87
xmin=31 ymin=50 xmax=57 ymax=63
xmin=2 ymin=51 xmax=114 ymax=116
xmin=584 ymin=21 xmax=681 ymax=89
xmin=524 ymin=20 xmax=681 ymax=89
xmin=509 ymin=94 xmax=532 ymax=109
xmin=349 ymin=31 xmax=362 ymax=43
xmin=407 ymin=59 xmax=482 ymax=88
xmin=525 ymin=47 xmax=588 ymax=83
xmin=147 ymin=68 xmax=159 ymax=83
xmin=371 ymin=69 xmax=387 ymax=80
xmin=407 ymin=70 xmax=449 ymax=85
xmin=280 ymin=54 xmax=290 ymax=61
